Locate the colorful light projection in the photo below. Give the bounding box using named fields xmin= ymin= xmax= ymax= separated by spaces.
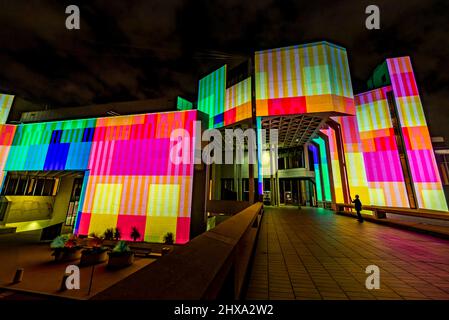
xmin=0 ymin=124 xmax=16 ymax=187
xmin=355 ymin=86 xmax=410 ymax=207
xmin=255 ymin=42 xmax=355 ymax=117
xmin=386 ymin=57 xmax=448 ymax=210
xmin=197 ymin=65 xmax=227 ymax=128
xmin=224 ymin=77 xmax=252 ymax=125
xmin=177 ymin=96 xmax=193 ymax=111
xmin=308 ymin=143 xmax=323 ymax=202
xmin=0 ymin=94 xmax=14 ymax=124
xmin=312 ymin=136 xmax=332 ymax=202
xmin=320 ymin=127 xmax=344 ymax=203
xmin=3 ymin=110 xmax=198 ymax=243
xmin=335 ymin=115 xmax=371 ymax=204
xmin=76 ymin=110 xmax=198 ymax=244
xmin=5 ymin=119 xmax=96 ymax=171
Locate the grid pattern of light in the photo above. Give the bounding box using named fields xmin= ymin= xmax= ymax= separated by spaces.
xmin=355 ymin=86 xmax=410 ymax=207
xmin=224 ymin=77 xmax=252 ymax=125
xmin=335 ymin=115 xmax=371 ymax=204
xmin=320 ymin=127 xmax=344 ymax=203
xmin=76 ymin=111 xmax=198 ymax=243
xmin=387 ymin=57 xmax=448 ymax=210
xmin=197 ymin=65 xmax=227 ymax=128
xmin=0 ymin=124 xmax=16 ymax=187
xmin=0 ymin=94 xmax=14 ymax=124
xmin=2 ymin=110 xmax=198 ymax=243
xmin=5 ymin=119 xmax=96 ymax=171
xmin=255 ymin=42 xmax=355 ymax=117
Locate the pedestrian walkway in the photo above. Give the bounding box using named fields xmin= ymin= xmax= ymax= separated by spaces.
xmin=246 ymin=206 xmax=449 ymax=300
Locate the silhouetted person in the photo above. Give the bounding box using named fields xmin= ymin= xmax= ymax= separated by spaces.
xmin=351 ymin=194 xmax=364 ymax=222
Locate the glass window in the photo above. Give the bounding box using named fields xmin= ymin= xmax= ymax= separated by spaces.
xmin=42 ymin=179 xmax=55 ymax=196
xmin=34 ymin=179 xmax=45 ymax=196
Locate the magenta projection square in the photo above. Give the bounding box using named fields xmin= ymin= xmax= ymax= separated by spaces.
xmin=116 ymin=215 xmax=147 ymax=241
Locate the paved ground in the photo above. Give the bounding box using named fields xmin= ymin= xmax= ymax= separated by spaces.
xmin=246 ymin=206 xmax=449 ymax=300
xmin=0 ymin=242 xmax=155 ymax=299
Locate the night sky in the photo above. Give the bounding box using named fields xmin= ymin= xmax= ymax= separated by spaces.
xmin=0 ymin=0 xmax=448 ymax=138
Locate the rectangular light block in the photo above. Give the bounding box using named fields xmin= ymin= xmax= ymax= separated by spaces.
xmin=92 ymin=183 xmax=123 ymax=214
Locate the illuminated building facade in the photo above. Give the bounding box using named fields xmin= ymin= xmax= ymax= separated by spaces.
xmin=0 ymin=41 xmax=447 ymax=243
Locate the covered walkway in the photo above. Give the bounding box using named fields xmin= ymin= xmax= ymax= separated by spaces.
xmin=246 ymin=206 xmax=449 ymax=300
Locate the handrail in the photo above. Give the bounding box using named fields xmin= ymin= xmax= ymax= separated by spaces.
xmin=93 ymin=202 xmax=264 ymax=300
xmin=336 ymin=203 xmax=449 ymax=221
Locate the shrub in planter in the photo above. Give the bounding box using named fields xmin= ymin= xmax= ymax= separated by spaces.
xmin=80 ymin=236 xmax=108 ymax=266
xmin=130 ymin=226 xmax=141 ymax=242
xmin=51 ymin=235 xmax=83 ymax=262
xmin=163 ymin=232 xmax=174 ymax=245
xmin=107 ymin=241 xmax=134 ymax=269
xmin=114 ymin=228 xmax=121 ymax=241
xmin=104 ymin=228 xmax=114 ymax=241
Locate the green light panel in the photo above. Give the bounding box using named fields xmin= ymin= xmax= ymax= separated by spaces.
xmin=197 ymin=65 xmax=227 ymax=128
xmin=313 ymin=136 xmax=332 ymax=201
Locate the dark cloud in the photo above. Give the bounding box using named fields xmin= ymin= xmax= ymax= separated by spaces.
xmin=0 ymin=0 xmax=448 ymax=137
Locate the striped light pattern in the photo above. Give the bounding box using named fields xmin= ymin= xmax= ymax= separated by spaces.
xmin=76 ymin=110 xmax=198 ymax=243
xmin=255 ymin=42 xmax=355 ymax=117
xmin=256 ymin=117 xmax=264 ymax=195
xmin=309 ymin=144 xmax=323 ymax=202
xmin=355 ymin=87 xmax=410 ymax=207
xmin=197 ymin=65 xmax=227 ymax=128
xmin=335 ymin=115 xmax=371 ymax=204
xmin=387 ymin=57 xmax=447 ymax=210
xmin=320 ymin=127 xmax=344 ymax=203
xmin=5 ymin=119 xmax=96 ymax=171
xmin=312 ymin=136 xmax=332 ymax=201
xmin=224 ymin=77 xmax=252 ymax=125
xmin=0 ymin=124 xmax=16 ymax=187
xmin=177 ymin=96 xmax=193 ymax=111
xmin=2 ymin=110 xmax=199 ymax=243
xmin=0 ymin=94 xmax=14 ymax=124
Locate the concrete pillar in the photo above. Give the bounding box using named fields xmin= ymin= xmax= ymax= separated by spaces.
xmin=304 ymin=143 xmax=310 ymax=170
xmin=249 ymin=163 xmax=255 ymax=203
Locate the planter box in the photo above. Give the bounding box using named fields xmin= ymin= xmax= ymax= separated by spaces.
xmin=79 ymin=249 xmax=108 ymax=266
xmin=53 ymin=248 xmax=83 ymax=262
xmin=107 ymin=252 xmax=134 ymax=269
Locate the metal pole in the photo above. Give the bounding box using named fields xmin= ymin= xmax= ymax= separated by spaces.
xmin=87 ymin=264 xmax=95 ymax=295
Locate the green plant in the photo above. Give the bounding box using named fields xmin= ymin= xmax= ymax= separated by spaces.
xmin=110 ymin=240 xmax=131 ymax=256
xmin=50 ymin=235 xmax=69 ymax=249
xmin=104 ymin=228 xmax=114 ymax=240
xmin=112 ymin=240 xmax=130 ymax=253
xmin=114 ymin=228 xmax=121 ymax=240
xmin=163 ymin=232 xmax=174 ymax=244
xmin=130 ymin=227 xmax=141 ymax=242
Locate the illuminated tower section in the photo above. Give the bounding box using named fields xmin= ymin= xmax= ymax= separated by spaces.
xmin=386 ymin=57 xmax=447 ymax=210
xmin=197 ymin=65 xmax=227 ymax=128
xmin=0 ymin=94 xmax=15 ymax=187
xmin=255 ymin=42 xmax=355 ymax=117
xmin=0 ymin=125 xmax=16 ymax=188
xmin=224 ymin=77 xmax=252 ymax=125
xmin=355 ymin=87 xmax=410 ymax=207
xmin=0 ymin=94 xmax=14 ymax=124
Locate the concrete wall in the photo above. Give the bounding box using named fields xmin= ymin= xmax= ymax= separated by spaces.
xmin=2 ymin=177 xmax=75 ymax=240
xmin=4 ymin=196 xmax=54 ymax=223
